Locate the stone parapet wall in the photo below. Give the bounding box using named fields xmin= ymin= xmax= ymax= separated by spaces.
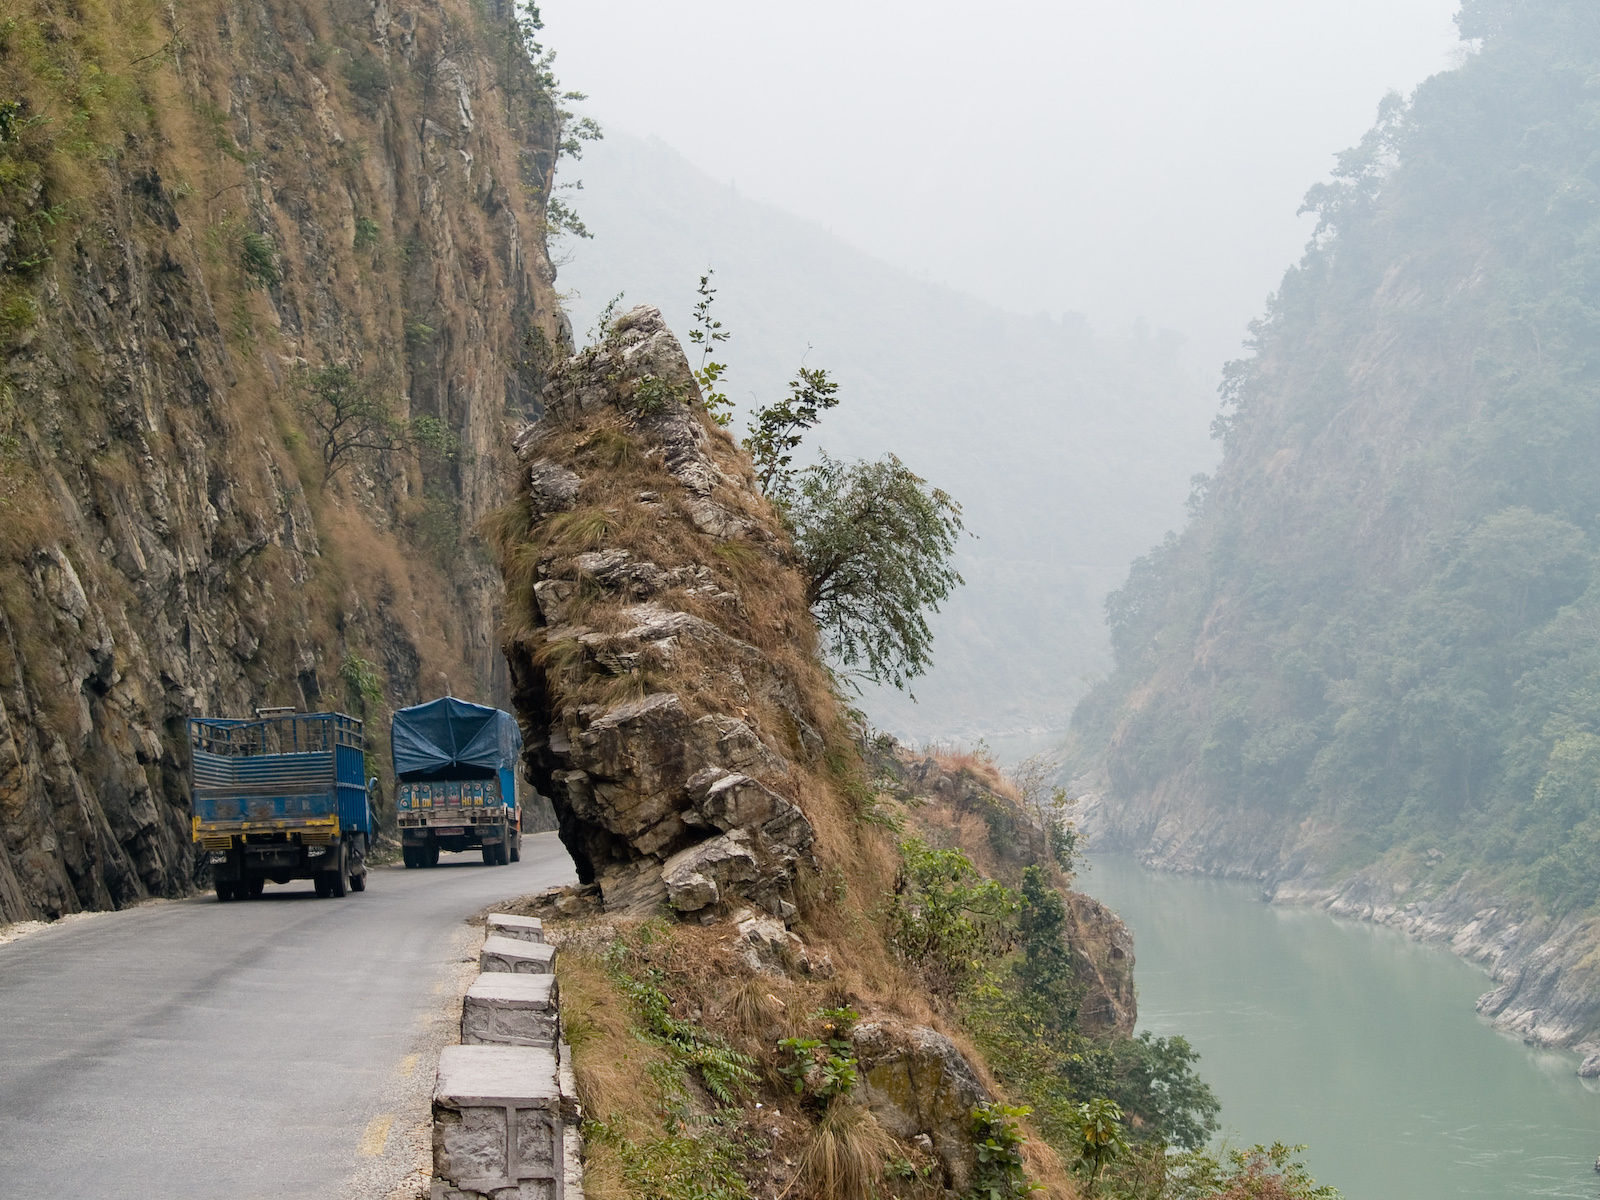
xmin=430 ymin=914 xmax=582 ymax=1200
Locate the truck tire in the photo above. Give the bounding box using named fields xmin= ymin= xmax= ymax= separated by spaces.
xmin=329 ymin=846 xmax=349 ymax=897
xmin=314 ymin=875 xmax=331 ymax=898
xmin=481 ymin=844 xmax=497 ymax=866
xmin=427 ymin=843 xmax=440 ymax=868
xmin=497 ymin=839 xmax=510 ymax=866
xmin=243 ymin=878 xmax=265 ymax=899
xmin=349 ymin=838 xmax=367 ymax=892
xmin=214 ymin=881 xmax=235 ymax=902
xmin=510 ymin=838 xmax=520 ymax=863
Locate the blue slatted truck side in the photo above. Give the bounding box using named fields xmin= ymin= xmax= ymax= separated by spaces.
xmin=189 ymin=711 xmax=373 ymax=900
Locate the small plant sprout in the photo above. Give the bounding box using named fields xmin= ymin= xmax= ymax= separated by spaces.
xmin=745 ymin=360 xmax=841 ymax=498
xmin=687 ymin=270 xmax=734 ymax=426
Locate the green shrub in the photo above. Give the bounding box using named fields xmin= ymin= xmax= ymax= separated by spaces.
xmin=888 ymin=839 xmax=1017 ymax=992
xmin=240 ymin=232 xmax=278 ymax=288
xmin=777 ymin=1007 xmax=860 ymax=1107
xmin=631 ymin=372 xmax=688 ymax=415
xmin=342 ymin=52 xmax=390 ymax=108
xmin=968 ymin=1103 xmax=1038 ymax=1200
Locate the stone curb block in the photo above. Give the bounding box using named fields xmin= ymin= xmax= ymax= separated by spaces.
xmin=462 ymin=973 xmax=560 ymax=1049
xmin=487 ymin=913 xmax=546 ymax=943
xmin=481 ymin=935 xmax=556 ymax=974
xmin=431 ymin=1044 xmax=564 ymax=1200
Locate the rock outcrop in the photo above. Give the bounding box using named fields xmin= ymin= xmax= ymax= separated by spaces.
xmin=886 ymin=747 xmax=1138 ymax=1039
xmin=0 ymin=0 xmax=569 ymax=922
xmin=852 ymin=1020 xmax=992 ymax=1192
xmin=503 ymin=307 xmax=821 ymax=923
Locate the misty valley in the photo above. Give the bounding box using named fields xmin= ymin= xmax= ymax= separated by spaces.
xmin=4 ymin=1 xmax=1600 ymax=1199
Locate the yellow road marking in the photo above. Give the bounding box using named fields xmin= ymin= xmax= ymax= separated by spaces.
xmin=357 ymin=1113 xmax=394 ymax=1157
xmin=396 ymin=1053 xmax=419 ymax=1077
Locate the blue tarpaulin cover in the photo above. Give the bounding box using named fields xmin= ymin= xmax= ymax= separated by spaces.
xmin=391 ymin=696 xmax=522 ymax=780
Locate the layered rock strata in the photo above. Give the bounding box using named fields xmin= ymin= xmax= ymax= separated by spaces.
xmin=0 ymin=0 xmax=568 ymax=921
xmin=503 ymin=307 xmax=820 ymax=922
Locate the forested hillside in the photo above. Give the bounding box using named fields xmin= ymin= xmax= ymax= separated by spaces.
xmin=553 ymin=133 xmax=1216 ymax=755
xmin=1073 ymin=0 xmax=1600 ymax=930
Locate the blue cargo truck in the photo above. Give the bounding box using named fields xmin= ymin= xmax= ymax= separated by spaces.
xmin=189 ymin=709 xmax=373 ymax=900
xmin=393 ymin=696 xmax=523 ymax=868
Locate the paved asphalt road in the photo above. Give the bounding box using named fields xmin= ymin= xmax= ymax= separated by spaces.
xmin=0 ymin=833 xmax=576 ymax=1199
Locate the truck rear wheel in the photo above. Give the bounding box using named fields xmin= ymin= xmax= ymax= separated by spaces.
xmin=427 ymin=843 xmax=440 ymax=868
xmin=481 ymin=845 xmax=497 ymax=866
xmin=349 ymin=838 xmax=367 ymax=892
xmin=243 ymin=878 xmax=264 ymax=899
xmin=214 ymin=881 xmax=235 ymax=902
xmin=313 ymin=875 xmax=330 ymax=898
xmin=328 ymin=846 xmax=348 ymax=897
xmin=510 ymin=835 xmax=521 ymax=863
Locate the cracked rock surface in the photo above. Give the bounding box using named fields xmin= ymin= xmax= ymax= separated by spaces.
xmin=503 ymin=307 xmax=823 ymax=924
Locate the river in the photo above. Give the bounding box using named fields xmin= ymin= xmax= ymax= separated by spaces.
xmin=1080 ymin=855 xmax=1600 ymax=1199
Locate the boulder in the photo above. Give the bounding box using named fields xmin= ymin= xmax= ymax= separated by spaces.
xmin=661 ymin=831 xmax=759 ymax=912
xmin=525 ymin=460 xmax=580 ymax=516
xmin=851 ymin=1022 xmax=992 ymax=1193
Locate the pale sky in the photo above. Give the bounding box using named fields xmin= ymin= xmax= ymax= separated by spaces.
xmin=541 ymin=0 xmax=1462 ymax=376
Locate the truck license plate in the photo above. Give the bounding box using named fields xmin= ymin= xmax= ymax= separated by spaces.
xmin=433 ymin=827 xmax=464 ymax=835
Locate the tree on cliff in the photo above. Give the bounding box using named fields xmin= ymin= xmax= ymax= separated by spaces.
xmin=789 ymin=452 xmax=964 ymax=692
xmin=735 ymin=342 xmax=964 ymax=691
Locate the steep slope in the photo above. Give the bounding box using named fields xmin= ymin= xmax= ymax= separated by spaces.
xmin=490 ymin=309 xmax=1241 ymax=1200
xmin=551 ymin=131 xmax=1216 ymax=754
xmin=1070 ymin=0 xmax=1600 ymax=1048
xmin=0 ymin=0 xmax=567 ymax=921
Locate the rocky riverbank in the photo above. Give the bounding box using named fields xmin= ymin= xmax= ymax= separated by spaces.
xmin=1074 ymin=783 xmax=1600 ymax=1059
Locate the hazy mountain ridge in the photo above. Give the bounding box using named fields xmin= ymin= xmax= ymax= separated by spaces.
xmin=1070 ymin=0 xmax=1600 ymax=1047
xmin=554 ymin=132 xmax=1217 ymax=754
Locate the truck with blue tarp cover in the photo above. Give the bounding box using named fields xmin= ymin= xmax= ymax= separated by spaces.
xmin=392 ymin=696 xmax=523 ymax=867
xmin=188 ymin=709 xmax=373 ymax=900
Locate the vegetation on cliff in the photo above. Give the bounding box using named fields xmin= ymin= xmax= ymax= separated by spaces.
xmin=0 ymin=0 xmax=576 ymax=920
xmin=496 ymin=310 xmax=1328 ymax=1199
xmin=1071 ymin=0 xmax=1600 ymax=921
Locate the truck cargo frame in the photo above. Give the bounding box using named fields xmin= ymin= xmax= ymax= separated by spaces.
xmin=189 ymin=711 xmax=373 ymax=900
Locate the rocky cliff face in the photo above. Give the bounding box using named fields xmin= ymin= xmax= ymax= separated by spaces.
xmin=0 ymin=0 xmax=568 ymax=922
xmin=501 ymin=306 xmax=823 ymax=923
xmin=497 ymin=309 xmax=1147 ymax=1196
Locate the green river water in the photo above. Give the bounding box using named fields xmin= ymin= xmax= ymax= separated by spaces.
xmin=1080 ymin=855 xmax=1600 ymax=1199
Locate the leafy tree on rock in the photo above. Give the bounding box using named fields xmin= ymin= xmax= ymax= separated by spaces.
xmin=789 ymin=452 xmax=964 ymax=691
